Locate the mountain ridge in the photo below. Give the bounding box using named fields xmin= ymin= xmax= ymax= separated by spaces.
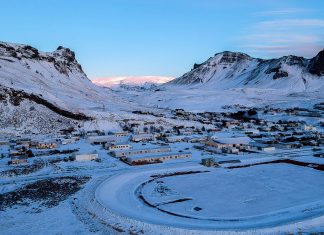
xmin=0 ymin=41 xmax=115 ymax=113
xmin=167 ymin=50 xmax=324 ymax=92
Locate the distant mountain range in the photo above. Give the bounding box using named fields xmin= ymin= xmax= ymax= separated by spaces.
xmin=93 ymin=76 xmax=173 ymax=87
xmin=167 ymin=50 xmax=324 ymax=92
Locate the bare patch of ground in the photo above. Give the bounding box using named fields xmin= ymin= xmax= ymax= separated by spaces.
xmin=0 ymin=176 xmax=90 ymax=211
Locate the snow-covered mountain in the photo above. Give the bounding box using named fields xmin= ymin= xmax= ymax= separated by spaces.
xmin=167 ymin=50 xmax=324 ymax=92
xmin=0 ymin=41 xmax=129 ymax=135
xmin=0 ymin=42 xmax=117 ymax=113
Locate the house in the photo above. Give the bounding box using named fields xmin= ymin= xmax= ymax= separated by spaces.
xmin=112 ymin=146 xmax=171 ymax=158
xmin=73 ymin=152 xmax=99 ymax=162
xmin=61 ymin=138 xmax=75 ymax=145
xmin=165 ymin=135 xmax=186 ymax=143
xmin=304 ymin=125 xmax=316 ymax=132
xmin=178 ymin=129 xmax=194 ymax=135
xmin=224 ymin=147 xmax=240 ymax=154
xmin=203 ymin=136 xmax=252 ymax=154
xmin=105 ymin=142 xmax=132 ymax=151
xmin=10 ymin=155 xmax=28 ymax=165
xmin=204 ymin=136 xmax=252 ymax=150
xmin=131 ymin=134 xmax=155 ymax=142
xmin=36 ymin=141 xmax=58 ymax=149
xmin=251 ymin=142 xmax=276 ymax=152
xmin=113 ymin=132 xmax=129 ymax=137
xmin=183 ymin=136 xmax=206 ymax=143
xmin=87 ymin=135 xmax=122 ymax=145
xmin=125 ymin=151 xmax=192 ymax=165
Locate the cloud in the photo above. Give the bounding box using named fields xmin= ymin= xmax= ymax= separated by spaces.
xmin=92 ymin=76 xmax=174 ymax=87
xmin=239 ymin=15 xmax=324 ymax=58
xmin=255 ymin=8 xmax=313 ymax=17
xmin=243 ymin=44 xmax=324 ymax=58
xmin=257 ymin=19 xmax=324 ymax=29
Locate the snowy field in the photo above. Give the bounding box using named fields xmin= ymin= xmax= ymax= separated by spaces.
xmin=95 ymin=163 xmax=324 ymax=232
xmin=117 ymin=86 xmax=324 ymax=112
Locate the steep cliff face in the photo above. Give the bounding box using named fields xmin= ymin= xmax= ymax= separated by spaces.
xmin=167 ymin=50 xmax=324 ymax=92
xmin=308 ymin=49 xmax=324 ymax=76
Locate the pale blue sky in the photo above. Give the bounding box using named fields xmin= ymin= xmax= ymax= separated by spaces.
xmin=1 ymin=0 xmax=324 ymax=79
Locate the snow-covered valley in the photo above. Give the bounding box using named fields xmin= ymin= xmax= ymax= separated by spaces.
xmin=1 ymin=41 xmax=324 ymax=234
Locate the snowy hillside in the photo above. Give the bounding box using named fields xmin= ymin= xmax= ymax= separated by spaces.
xmin=167 ymin=50 xmax=324 ymax=93
xmin=0 ymin=41 xmax=125 ymax=113
xmin=0 ymin=41 xmax=138 ymax=135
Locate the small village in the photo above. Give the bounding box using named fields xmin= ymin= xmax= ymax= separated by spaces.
xmin=1 ymin=105 xmax=323 ymax=173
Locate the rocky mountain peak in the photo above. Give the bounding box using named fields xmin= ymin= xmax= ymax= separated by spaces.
xmin=216 ymin=51 xmax=251 ymax=64
xmin=55 ymin=46 xmax=76 ymax=61
xmin=308 ymin=49 xmax=324 ymax=76
xmin=0 ymin=41 xmax=85 ymax=77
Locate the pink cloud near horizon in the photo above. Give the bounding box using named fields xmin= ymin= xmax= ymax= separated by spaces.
xmin=92 ymin=76 xmax=174 ymax=87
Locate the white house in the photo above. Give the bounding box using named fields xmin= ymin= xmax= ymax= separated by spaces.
xmin=251 ymin=142 xmax=276 ymax=152
xmin=61 ymin=138 xmax=75 ymax=145
xmin=304 ymin=125 xmax=316 ymax=132
xmin=88 ymin=135 xmax=121 ymax=145
xmin=113 ymin=132 xmax=129 ymax=137
xmin=36 ymin=141 xmax=58 ymax=149
xmin=73 ymin=152 xmax=99 ymax=162
xmin=204 ymin=136 xmax=252 ymax=153
xmin=106 ymin=142 xmax=132 ymax=151
xmin=165 ymin=135 xmax=186 ymax=143
xmin=131 ymin=134 xmax=155 ymax=142
xmin=125 ymin=151 xmax=192 ymax=165
xmin=112 ymin=146 xmax=171 ymax=158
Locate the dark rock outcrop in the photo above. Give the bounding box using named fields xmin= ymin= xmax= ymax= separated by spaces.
xmin=309 ymin=49 xmax=324 ymax=76
xmin=0 ymin=86 xmax=91 ymax=121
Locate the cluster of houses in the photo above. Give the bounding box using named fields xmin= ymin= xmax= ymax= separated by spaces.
xmin=6 ymin=138 xmax=59 ymax=164
xmin=163 ymin=108 xmax=323 ymax=153
xmin=4 ymin=130 xmax=95 ymax=164
xmin=86 ymin=131 xmax=192 ymax=165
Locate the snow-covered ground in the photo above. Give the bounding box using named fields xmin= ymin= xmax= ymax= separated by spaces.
xmin=115 ymin=86 xmax=324 ymax=112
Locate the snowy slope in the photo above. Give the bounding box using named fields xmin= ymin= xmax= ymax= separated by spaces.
xmin=167 ymin=50 xmax=324 ymax=93
xmin=0 ymin=41 xmax=142 ymax=135
xmin=0 ymin=41 xmax=125 ymax=113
